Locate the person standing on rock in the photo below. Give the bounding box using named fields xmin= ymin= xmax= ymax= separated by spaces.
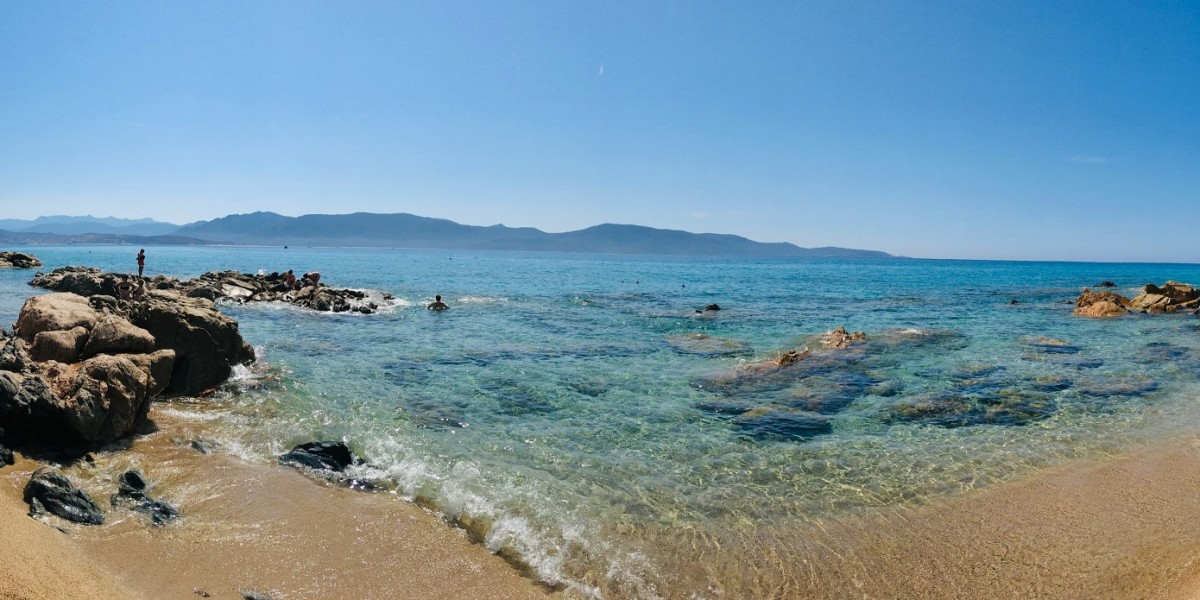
xmin=136 ymin=249 xmax=145 ymax=278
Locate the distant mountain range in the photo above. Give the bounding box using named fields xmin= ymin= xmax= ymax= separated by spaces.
xmin=0 ymin=212 xmax=892 ymax=258
xmin=0 ymin=215 xmax=181 ymax=237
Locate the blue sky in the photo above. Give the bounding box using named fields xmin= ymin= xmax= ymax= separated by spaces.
xmin=1 ymin=1 xmax=1197 ymax=261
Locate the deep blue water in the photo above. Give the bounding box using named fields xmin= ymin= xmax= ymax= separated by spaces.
xmin=3 ymin=245 xmax=1200 ymax=598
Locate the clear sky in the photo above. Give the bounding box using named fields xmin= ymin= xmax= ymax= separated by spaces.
xmin=1 ymin=1 xmax=1197 ymax=261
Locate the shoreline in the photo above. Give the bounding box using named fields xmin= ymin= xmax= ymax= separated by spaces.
xmin=5 ymin=408 xmax=1200 ymax=598
xmin=0 ymin=406 xmax=560 ymax=600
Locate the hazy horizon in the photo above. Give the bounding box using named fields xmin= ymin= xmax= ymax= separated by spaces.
xmin=2 ymin=2 xmax=1197 ymax=262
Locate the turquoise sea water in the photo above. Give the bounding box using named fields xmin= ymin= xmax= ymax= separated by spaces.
xmin=3 ymin=246 xmax=1200 ymax=598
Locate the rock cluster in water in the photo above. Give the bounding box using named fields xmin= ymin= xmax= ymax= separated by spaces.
xmin=0 ymin=251 xmax=42 ymax=269
xmin=694 ymin=325 xmax=1168 ymax=441
xmin=1 ymin=287 xmax=254 ymax=444
xmin=31 ymin=266 xmax=388 ymax=314
xmin=1074 ymin=281 xmax=1200 ymax=317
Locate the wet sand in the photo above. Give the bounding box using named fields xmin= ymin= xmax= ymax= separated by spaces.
xmin=7 ymin=410 xmax=1200 ymax=599
xmin=650 ymin=429 xmax=1200 ymax=599
xmin=0 ymin=414 xmax=559 ymax=600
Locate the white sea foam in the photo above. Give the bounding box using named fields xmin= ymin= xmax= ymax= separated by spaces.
xmin=454 ymin=295 xmax=509 ymax=304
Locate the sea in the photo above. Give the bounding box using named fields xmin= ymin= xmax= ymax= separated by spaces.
xmin=3 ymin=245 xmax=1200 ymax=599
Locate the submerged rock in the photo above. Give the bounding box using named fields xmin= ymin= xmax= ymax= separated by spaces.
xmin=884 ymin=391 xmax=1055 ymax=428
xmin=731 ymin=409 xmax=832 ymax=440
xmin=23 ymin=467 xmax=104 ymax=525
xmin=664 ymin=333 xmax=750 ymax=357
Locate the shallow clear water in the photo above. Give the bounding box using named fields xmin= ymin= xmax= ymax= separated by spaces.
xmin=4 ymin=246 xmax=1200 ymax=598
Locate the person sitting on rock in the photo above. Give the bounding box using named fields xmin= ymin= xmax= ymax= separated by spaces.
xmin=116 ymin=276 xmax=135 ymax=300
xmin=302 ymin=271 xmax=320 ymax=287
xmin=132 ymin=278 xmax=147 ymax=300
xmin=285 ymin=269 xmax=298 ymax=290
xmin=427 ymin=295 xmax=449 ymax=311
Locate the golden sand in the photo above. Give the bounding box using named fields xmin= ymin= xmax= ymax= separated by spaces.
xmin=6 ymin=406 xmax=1200 ymax=599
xmin=0 ymin=415 xmax=558 ymax=600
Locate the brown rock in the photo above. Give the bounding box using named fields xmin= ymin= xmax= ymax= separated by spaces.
xmin=81 ymin=315 xmax=155 ymax=358
xmin=14 ymin=294 xmax=99 ymax=340
xmin=28 ymin=326 xmax=89 ymax=363
xmin=123 ymin=349 xmax=176 ymax=397
xmin=821 ymin=326 xmax=867 ymax=349
xmin=53 ymin=354 xmax=153 ymax=443
xmin=1074 ymin=300 xmax=1127 ymax=318
xmin=1073 ymin=288 xmax=1130 ymax=318
xmin=0 ymin=252 xmax=42 ymax=269
xmin=1128 ymin=281 xmax=1199 ymax=313
xmin=126 ymin=291 xmax=255 ymax=395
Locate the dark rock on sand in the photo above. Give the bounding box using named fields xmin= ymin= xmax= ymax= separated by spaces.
xmin=241 ymin=591 xmax=275 ymax=600
xmin=0 ymin=443 xmax=13 ymax=466
xmin=111 ymin=469 xmax=179 ymax=526
xmin=0 ymin=252 xmax=42 ymax=269
xmin=280 ymin=441 xmax=357 ymax=472
xmin=23 ymin=467 xmax=104 ymax=525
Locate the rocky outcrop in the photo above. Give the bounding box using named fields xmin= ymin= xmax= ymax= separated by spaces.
xmin=0 ymin=252 xmax=41 ymax=269
xmin=24 ymin=467 xmax=104 ymax=525
xmin=1127 ymin=281 xmax=1200 ymax=313
xmin=125 ymin=291 xmax=255 ymax=395
xmin=820 ymin=326 xmax=866 ymax=349
xmin=1073 ymin=288 xmax=1130 ymax=318
xmin=1074 ymin=281 xmax=1200 ymax=316
xmin=31 ymin=267 xmax=388 ymax=314
xmin=2 ymin=289 xmax=253 ymax=444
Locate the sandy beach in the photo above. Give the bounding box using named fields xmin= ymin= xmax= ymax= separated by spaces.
xmin=642 ymin=427 xmax=1200 ymax=600
xmin=6 ymin=408 xmax=1200 ymax=599
xmin=0 ymin=407 xmax=559 ymax=600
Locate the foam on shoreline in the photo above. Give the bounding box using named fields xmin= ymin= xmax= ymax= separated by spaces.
xmin=0 ymin=407 xmax=559 ymax=600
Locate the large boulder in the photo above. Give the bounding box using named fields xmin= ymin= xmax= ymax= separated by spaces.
xmin=1073 ymin=288 xmax=1130 ymax=318
xmin=126 ymin=291 xmax=254 ymax=395
xmin=14 ymin=294 xmax=100 ymax=339
xmin=81 ymin=315 xmax=155 ymax=358
xmin=49 ymin=354 xmax=156 ymax=443
xmin=28 ymin=326 xmax=88 ymax=363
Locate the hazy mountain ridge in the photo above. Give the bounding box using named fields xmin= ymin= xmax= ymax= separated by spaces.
xmin=176 ymin=212 xmax=892 ymax=258
xmin=0 ymin=215 xmax=181 ymax=237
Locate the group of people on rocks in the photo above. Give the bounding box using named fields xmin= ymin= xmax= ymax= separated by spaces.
xmin=115 ymin=249 xmax=149 ymax=301
xmin=283 ymin=269 xmax=321 ymax=291
xmin=119 ymin=248 xmax=450 ymax=310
